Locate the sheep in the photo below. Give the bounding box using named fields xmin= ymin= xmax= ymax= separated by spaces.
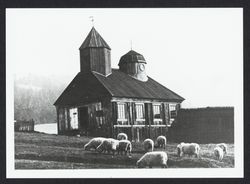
xmin=214 ymin=146 xmax=224 ymax=161
xmin=117 ymin=140 xmax=132 ymax=156
xmin=117 ymin=133 xmax=128 ymax=140
xmin=143 ymin=139 xmax=154 ymax=152
xmin=96 ymin=138 xmax=119 ymax=155
xmin=177 ymin=142 xmax=200 ymax=158
xmin=155 ymin=135 xmax=167 ymax=149
xmin=136 ymin=151 xmax=168 ymax=168
xmin=83 ymin=137 xmax=106 ymax=151
xmin=216 ymin=143 xmax=227 ymax=155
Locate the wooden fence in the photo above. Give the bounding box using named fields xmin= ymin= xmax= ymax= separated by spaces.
xmin=14 ymin=119 xmax=35 ymax=132
xmin=167 ymin=107 xmax=234 ymax=143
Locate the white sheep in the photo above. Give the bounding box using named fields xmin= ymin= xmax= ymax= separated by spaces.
xmin=136 ymin=151 xmax=168 ymax=168
xmin=117 ymin=133 xmax=128 ymax=140
xmin=214 ymin=146 xmax=224 ymax=161
xmin=83 ymin=137 xmax=106 ymax=151
xmin=143 ymin=139 xmax=154 ymax=152
xmin=216 ymin=143 xmax=227 ymax=155
xmin=96 ymin=138 xmax=119 ymax=155
xmin=117 ymin=140 xmax=132 ymax=156
xmin=155 ymin=135 xmax=167 ymax=149
xmin=177 ymin=142 xmax=200 ymax=158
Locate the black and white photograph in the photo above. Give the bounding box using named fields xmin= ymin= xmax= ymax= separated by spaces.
xmin=6 ymin=8 xmax=243 ymax=178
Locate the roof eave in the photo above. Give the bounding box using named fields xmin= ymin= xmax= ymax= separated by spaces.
xmin=79 ymin=46 xmax=111 ymax=50
xmin=111 ymin=95 xmax=185 ymax=103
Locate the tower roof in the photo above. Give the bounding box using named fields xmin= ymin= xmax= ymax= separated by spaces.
xmin=118 ymin=50 xmax=146 ymax=66
xmin=79 ymin=27 xmax=111 ymax=50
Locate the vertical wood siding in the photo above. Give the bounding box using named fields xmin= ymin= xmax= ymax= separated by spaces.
xmin=163 ymin=102 xmax=170 ymax=126
xmin=80 ymin=48 xmax=111 ymax=76
xmin=104 ymin=49 xmax=111 ymax=75
xmin=113 ymin=101 xmax=169 ymax=141
xmin=80 ymin=49 xmax=91 ymax=73
xmin=58 ymin=107 xmax=65 ymax=133
xmin=14 ymin=120 xmax=34 ymax=132
xmin=56 ymin=106 xmax=60 ymax=134
xmin=168 ymin=107 xmax=234 ymax=143
xmin=57 ymin=99 xmax=174 ymax=141
xmin=57 ymin=99 xmax=112 ymax=136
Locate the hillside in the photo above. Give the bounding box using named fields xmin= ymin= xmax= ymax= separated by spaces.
xmin=14 ymin=74 xmax=73 ymax=124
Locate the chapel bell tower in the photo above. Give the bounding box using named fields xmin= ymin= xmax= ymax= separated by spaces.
xmin=79 ymin=27 xmax=111 ymax=76
xmin=118 ymin=50 xmax=148 ymax=82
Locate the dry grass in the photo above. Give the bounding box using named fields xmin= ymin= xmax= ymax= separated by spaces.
xmin=15 ymin=132 xmax=234 ymax=169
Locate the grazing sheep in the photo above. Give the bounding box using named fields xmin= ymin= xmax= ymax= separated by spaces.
xmin=214 ymin=146 xmax=224 ymax=161
xmin=96 ymin=138 xmax=119 ymax=155
xmin=117 ymin=133 xmax=128 ymax=140
xmin=177 ymin=142 xmax=200 ymax=158
xmin=216 ymin=143 xmax=227 ymax=155
xmin=117 ymin=140 xmax=132 ymax=156
xmin=143 ymin=139 xmax=154 ymax=152
xmin=83 ymin=137 xmax=106 ymax=151
xmin=155 ymin=135 xmax=167 ymax=149
xmin=136 ymin=151 xmax=168 ymax=168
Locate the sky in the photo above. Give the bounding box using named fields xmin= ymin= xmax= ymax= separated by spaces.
xmin=6 ymin=8 xmax=243 ymax=108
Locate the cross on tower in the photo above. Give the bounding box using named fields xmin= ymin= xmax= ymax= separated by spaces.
xmin=89 ymin=16 xmax=94 ymax=26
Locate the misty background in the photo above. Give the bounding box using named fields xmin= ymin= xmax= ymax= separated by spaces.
xmin=14 ymin=74 xmax=72 ymax=124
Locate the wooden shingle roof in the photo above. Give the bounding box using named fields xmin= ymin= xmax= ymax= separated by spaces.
xmin=93 ymin=69 xmax=184 ymax=101
xmin=54 ymin=72 xmax=111 ymax=106
xmin=119 ymin=50 xmax=146 ymax=66
xmin=79 ymin=27 xmax=111 ymax=50
xmin=54 ymin=69 xmax=184 ymax=106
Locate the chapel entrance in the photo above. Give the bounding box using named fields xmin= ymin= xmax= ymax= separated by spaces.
xmin=79 ymin=107 xmax=89 ymax=135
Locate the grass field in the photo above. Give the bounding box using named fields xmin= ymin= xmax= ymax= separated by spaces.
xmin=15 ymin=132 xmax=234 ymax=169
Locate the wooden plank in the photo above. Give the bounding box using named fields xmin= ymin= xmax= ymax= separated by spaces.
xmin=127 ymin=102 xmax=134 ymax=140
xmin=145 ymin=103 xmax=153 ymax=139
xmin=67 ymin=108 xmax=70 ymax=131
xmin=144 ymin=103 xmax=149 ymax=140
xmin=162 ymin=103 xmax=167 ymax=125
xmin=111 ymin=102 xmax=118 ymax=138
xmin=56 ymin=106 xmax=60 ymax=134
xmin=102 ymin=98 xmax=112 ymax=137
xmin=104 ymin=49 xmax=111 ymax=75
xmin=145 ymin=103 xmax=149 ymax=126
xmin=111 ymin=102 xmax=118 ymax=124
xmin=61 ymin=107 xmax=65 ymax=131
xmin=131 ymin=102 xmax=136 ymax=125
xmin=64 ymin=108 xmax=68 ymax=130
xmin=166 ymin=103 xmax=170 ymax=126
xmin=149 ymin=103 xmax=154 ymax=139
xmin=86 ymin=48 xmax=112 ymax=76
xmin=80 ymin=48 xmax=91 ymax=73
